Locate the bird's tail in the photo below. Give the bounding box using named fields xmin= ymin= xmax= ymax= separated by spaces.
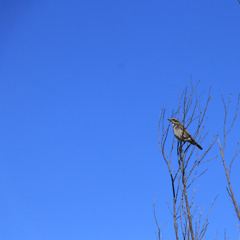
xmin=195 ymin=143 xmax=203 ymax=150
xmin=193 ymin=140 xmax=203 ymax=150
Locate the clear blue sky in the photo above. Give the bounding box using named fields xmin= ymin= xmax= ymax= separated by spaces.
xmin=0 ymin=0 xmax=240 ymax=239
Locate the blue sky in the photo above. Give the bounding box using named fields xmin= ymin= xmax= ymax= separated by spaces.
xmin=0 ymin=0 xmax=240 ymax=239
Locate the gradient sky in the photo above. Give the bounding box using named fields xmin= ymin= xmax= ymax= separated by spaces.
xmin=0 ymin=0 xmax=240 ymax=239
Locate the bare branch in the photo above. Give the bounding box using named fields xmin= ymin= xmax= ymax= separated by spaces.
xmin=229 ymin=140 xmax=240 ymax=177
xmin=197 ymin=196 xmax=218 ymax=240
xmin=219 ymin=94 xmax=240 ymax=222
xmin=153 ymin=196 xmax=166 ymax=240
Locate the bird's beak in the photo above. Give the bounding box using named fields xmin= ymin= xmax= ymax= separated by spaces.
xmin=168 ymin=119 xmax=171 ymax=122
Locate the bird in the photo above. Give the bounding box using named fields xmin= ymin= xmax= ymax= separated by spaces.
xmin=168 ymin=118 xmax=203 ymax=150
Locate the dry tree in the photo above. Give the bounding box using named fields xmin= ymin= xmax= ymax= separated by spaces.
xmin=218 ymin=94 xmax=240 ymax=222
xmin=156 ymin=81 xmax=218 ymax=240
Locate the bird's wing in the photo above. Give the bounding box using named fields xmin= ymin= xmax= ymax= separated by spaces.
xmin=180 ymin=125 xmax=193 ymax=139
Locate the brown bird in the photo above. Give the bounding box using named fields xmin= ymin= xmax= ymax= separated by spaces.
xmin=168 ymin=118 xmax=203 ymax=150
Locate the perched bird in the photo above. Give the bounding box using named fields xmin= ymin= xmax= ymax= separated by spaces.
xmin=168 ymin=118 xmax=203 ymax=150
